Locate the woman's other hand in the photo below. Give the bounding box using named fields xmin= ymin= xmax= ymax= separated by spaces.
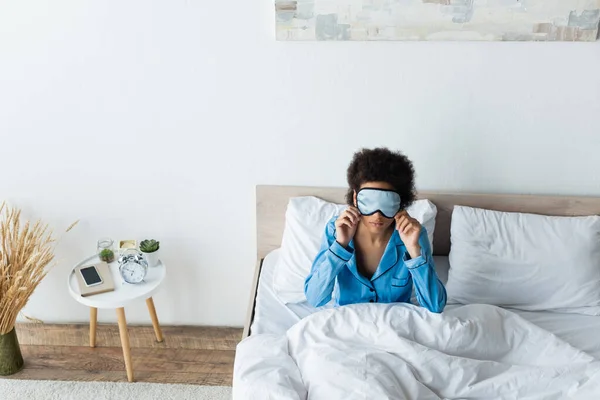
xmin=395 ymin=211 xmax=422 ymax=258
xmin=335 ymin=207 xmax=360 ymax=247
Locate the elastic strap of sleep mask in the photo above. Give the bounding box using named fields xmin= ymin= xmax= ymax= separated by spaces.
xmin=356 ymin=188 xmax=400 ymax=197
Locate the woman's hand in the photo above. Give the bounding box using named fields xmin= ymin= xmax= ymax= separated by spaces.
xmin=395 ymin=211 xmax=422 ymax=259
xmin=335 ymin=207 xmax=360 ymax=247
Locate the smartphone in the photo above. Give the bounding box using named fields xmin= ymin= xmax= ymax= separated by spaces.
xmin=79 ymin=265 xmax=103 ymax=287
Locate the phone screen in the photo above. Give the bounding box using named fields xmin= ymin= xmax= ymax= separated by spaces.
xmin=80 ymin=266 xmax=102 ymax=285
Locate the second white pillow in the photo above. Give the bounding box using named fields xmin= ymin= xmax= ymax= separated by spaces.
xmin=447 ymin=206 xmax=600 ymax=315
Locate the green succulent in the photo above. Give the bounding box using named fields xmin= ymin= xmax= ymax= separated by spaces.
xmin=140 ymin=239 xmax=160 ymax=253
xmin=99 ymin=248 xmax=115 ymax=262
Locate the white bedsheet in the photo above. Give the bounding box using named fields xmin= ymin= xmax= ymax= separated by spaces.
xmin=235 ymin=303 xmax=600 ymax=399
xmin=251 ymin=249 xmax=600 ymax=359
xmin=249 ymin=249 xmax=324 ymax=336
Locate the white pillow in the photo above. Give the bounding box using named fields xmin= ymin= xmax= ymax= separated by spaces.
xmin=273 ymin=196 xmax=438 ymax=304
xmin=446 ymin=206 xmax=600 ymax=315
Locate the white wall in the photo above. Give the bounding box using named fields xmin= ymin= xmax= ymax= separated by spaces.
xmin=1 ymin=1 xmax=599 ymax=327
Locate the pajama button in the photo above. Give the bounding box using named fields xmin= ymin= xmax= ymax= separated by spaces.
xmin=369 ymin=288 xmax=374 ymax=292
xmin=369 ymin=299 xmax=374 ymax=302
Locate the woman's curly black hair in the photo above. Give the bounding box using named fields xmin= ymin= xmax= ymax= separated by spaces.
xmin=345 ymin=147 xmax=416 ymax=211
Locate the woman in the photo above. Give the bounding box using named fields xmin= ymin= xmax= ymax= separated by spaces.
xmin=304 ymin=147 xmax=446 ymax=313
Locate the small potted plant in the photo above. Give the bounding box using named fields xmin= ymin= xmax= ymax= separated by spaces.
xmin=140 ymin=239 xmax=160 ymax=267
xmin=99 ymin=248 xmax=115 ymax=263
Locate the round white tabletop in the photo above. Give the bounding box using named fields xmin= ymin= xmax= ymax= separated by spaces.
xmin=68 ymin=254 xmax=166 ymax=309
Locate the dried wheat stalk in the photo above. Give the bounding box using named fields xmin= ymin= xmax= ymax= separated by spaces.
xmin=0 ymin=202 xmax=76 ymax=334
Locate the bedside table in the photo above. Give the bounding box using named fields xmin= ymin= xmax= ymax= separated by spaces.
xmin=68 ymin=254 xmax=167 ymax=382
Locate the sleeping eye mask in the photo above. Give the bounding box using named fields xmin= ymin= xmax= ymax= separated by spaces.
xmin=356 ymin=188 xmax=401 ymax=219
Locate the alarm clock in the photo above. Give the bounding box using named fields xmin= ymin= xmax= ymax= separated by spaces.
xmin=118 ymin=249 xmax=148 ymax=284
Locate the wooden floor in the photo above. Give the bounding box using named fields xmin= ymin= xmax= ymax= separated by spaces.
xmin=6 ymin=323 xmax=243 ymax=386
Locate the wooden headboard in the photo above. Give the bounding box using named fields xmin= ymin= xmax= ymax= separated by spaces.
xmin=243 ymin=185 xmax=600 ymax=338
xmin=257 ymin=185 xmax=600 ymax=257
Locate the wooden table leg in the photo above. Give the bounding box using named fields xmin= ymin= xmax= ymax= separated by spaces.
xmin=146 ymin=297 xmax=164 ymax=343
xmin=116 ymin=307 xmax=134 ymax=382
xmin=90 ymin=307 xmax=97 ymax=348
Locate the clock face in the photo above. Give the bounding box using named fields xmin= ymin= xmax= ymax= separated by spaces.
xmin=120 ymin=261 xmax=146 ymax=284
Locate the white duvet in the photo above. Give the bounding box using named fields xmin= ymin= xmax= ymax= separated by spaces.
xmin=233 ymin=304 xmax=600 ymax=399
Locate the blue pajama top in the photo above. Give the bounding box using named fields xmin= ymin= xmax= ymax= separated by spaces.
xmin=304 ymin=216 xmax=447 ymax=313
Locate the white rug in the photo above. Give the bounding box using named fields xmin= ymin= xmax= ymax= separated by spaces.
xmin=0 ymin=379 xmax=232 ymax=400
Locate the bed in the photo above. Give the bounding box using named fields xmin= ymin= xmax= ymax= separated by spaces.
xmin=235 ymin=185 xmax=600 ymax=399
xmin=251 ymin=248 xmax=600 ymax=359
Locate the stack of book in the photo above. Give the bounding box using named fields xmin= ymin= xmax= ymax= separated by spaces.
xmin=74 ymin=262 xmax=115 ymax=297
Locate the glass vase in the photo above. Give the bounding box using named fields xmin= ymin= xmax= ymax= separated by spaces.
xmin=97 ymin=237 xmax=115 ymax=263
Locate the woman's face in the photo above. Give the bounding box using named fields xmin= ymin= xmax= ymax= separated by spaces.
xmin=354 ymin=181 xmax=397 ymax=234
